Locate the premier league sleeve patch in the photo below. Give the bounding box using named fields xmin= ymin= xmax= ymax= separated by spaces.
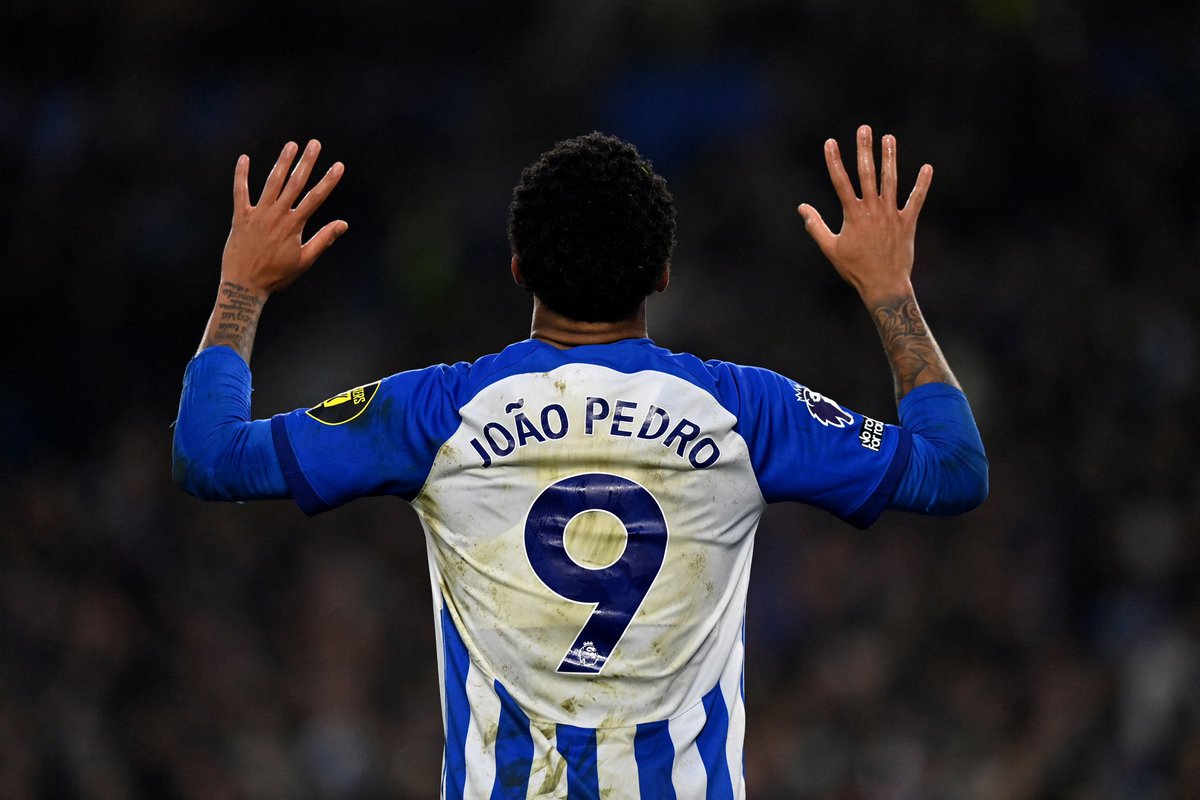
xmin=305 ymin=381 xmax=381 ymax=426
xmin=792 ymin=383 xmax=854 ymax=428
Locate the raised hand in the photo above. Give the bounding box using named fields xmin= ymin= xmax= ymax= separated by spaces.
xmin=798 ymin=126 xmax=956 ymax=401
xmin=221 ymin=139 xmax=348 ymax=297
xmin=797 ymin=125 xmax=931 ymax=304
xmin=199 ymin=140 xmax=347 ymax=362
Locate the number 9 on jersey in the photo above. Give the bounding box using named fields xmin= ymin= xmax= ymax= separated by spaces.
xmin=524 ymin=473 xmax=668 ymax=675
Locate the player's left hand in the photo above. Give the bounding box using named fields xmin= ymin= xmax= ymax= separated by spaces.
xmin=797 ymin=125 xmax=931 ymax=304
xmin=220 ymin=139 xmax=348 ymax=298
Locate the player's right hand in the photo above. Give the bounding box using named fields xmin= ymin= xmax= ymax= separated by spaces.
xmin=797 ymin=125 xmax=931 ymax=304
xmin=220 ymin=140 xmax=348 ymax=298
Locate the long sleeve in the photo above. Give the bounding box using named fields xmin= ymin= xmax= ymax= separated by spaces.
xmin=172 ymin=345 xmax=288 ymax=501
xmin=888 ymin=382 xmax=988 ymax=515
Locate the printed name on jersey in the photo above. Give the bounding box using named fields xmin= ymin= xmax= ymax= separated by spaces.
xmin=467 ymin=395 xmax=721 ymax=469
xmin=859 ymin=417 xmax=884 ymax=451
xmin=305 ymin=381 xmax=381 ymax=426
xmin=792 ymin=383 xmax=855 ymax=428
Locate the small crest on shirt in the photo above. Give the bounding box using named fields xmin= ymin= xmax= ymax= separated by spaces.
xmin=306 ymin=381 xmax=381 ymax=426
xmin=576 ymin=642 xmax=601 ymax=671
xmin=793 ymin=383 xmax=854 ymax=428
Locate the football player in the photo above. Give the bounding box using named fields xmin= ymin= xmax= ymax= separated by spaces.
xmin=174 ymin=126 xmax=986 ymax=798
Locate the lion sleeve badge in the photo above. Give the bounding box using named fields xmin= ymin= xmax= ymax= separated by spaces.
xmin=792 ymin=383 xmax=854 ymax=428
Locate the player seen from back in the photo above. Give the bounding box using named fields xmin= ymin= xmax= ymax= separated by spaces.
xmin=174 ymin=126 xmax=987 ymax=798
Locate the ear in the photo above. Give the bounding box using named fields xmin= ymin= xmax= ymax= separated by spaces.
xmin=654 ymin=263 xmax=671 ymax=293
xmin=511 ymin=255 xmax=525 ymax=286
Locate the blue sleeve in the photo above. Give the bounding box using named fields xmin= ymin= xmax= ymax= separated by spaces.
xmin=726 ymin=364 xmax=912 ymax=529
xmin=888 ymin=383 xmax=989 ymax=514
xmin=270 ymin=361 xmax=468 ymax=515
xmin=172 ymin=345 xmax=288 ymax=501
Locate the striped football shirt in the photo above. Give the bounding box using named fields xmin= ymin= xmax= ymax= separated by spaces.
xmin=269 ymin=337 xmax=911 ymax=797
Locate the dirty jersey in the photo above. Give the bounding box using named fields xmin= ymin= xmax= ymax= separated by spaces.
xmin=269 ymin=338 xmax=912 ymax=799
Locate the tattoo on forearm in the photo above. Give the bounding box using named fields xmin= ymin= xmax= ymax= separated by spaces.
xmin=201 ymin=281 xmax=265 ymax=362
xmin=871 ymin=296 xmax=958 ymax=400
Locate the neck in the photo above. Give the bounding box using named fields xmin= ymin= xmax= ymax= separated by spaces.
xmin=529 ymin=299 xmax=648 ymax=349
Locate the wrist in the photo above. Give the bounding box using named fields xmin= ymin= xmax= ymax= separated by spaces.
xmin=217 ymin=277 xmax=271 ymax=303
xmin=198 ymin=280 xmax=268 ymax=363
xmin=858 ymin=279 xmax=915 ymax=308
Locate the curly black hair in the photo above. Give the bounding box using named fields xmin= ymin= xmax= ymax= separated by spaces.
xmin=508 ymin=132 xmax=676 ymax=322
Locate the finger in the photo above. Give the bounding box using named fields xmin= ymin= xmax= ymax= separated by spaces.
xmin=299 ymin=219 xmax=349 ymax=269
xmin=880 ymin=134 xmax=897 ymax=208
xmin=294 ymin=161 xmax=345 ymax=220
xmin=258 ymin=141 xmax=298 ymax=205
xmin=233 ymin=154 xmax=250 ymax=213
xmin=797 ymin=203 xmax=837 ymax=255
xmin=902 ymin=163 xmax=934 ymax=221
xmin=824 ymin=138 xmax=859 ymax=209
xmin=279 ymin=139 xmax=321 ymax=208
xmin=856 ymin=125 xmax=878 ymax=199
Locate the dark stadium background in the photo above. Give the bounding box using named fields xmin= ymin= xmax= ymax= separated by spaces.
xmin=2 ymin=1 xmax=1197 ymax=797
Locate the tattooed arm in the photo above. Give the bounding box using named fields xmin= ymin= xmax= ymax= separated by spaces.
xmin=199 ymin=281 xmax=266 ymax=362
xmin=173 ymin=140 xmax=348 ymax=501
xmin=869 ymin=294 xmax=958 ymax=402
xmin=798 ymin=125 xmax=986 ymax=514
xmin=197 ymin=139 xmax=347 ymax=363
xmin=797 ymin=124 xmax=955 ymax=403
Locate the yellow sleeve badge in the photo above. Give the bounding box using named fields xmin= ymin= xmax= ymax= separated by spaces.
xmin=305 ymin=381 xmax=381 ymax=425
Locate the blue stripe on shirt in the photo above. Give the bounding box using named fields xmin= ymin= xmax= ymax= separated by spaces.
xmin=441 ymin=605 xmax=471 ymax=800
xmin=843 ymin=425 xmax=912 ymax=528
xmin=740 ymin=618 xmax=746 ymax=778
xmin=556 ymin=724 xmax=599 ymax=800
xmin=491 ymin=680 xmax=533 ymax=799
xmin=270 ymin=414 xmax=328 ymax=514
xmin=697 ymin=684 xmax=734 ymax=799
xmin=634 ymin=719 xmax=677 ymax=799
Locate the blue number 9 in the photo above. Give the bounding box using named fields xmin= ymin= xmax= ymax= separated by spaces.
xmin=524 ymin=473 xmax=668 ymax=675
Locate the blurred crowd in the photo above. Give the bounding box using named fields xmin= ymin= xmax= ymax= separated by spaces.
xmin=2 ymin=0 xmax=1198 ymax=797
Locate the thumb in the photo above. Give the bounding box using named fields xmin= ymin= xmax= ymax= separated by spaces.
xmin=299 ymin=220 xmax=349 ymax=268
xmin=797 ymin=204 xmax=835 ymax=254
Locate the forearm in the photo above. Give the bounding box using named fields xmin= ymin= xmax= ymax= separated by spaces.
xmin=198 ymin=280 xmax=269 ymax=363
xmin=796 ymin=126 xmax=985 ymax=514
xmin=888 ymin=382 xmax=988 ymax=515
xmin=180 ymin=279 xmax=276 ymax=497
xmin=173 ymin=345 xmax=287 ymax=500
xmin=174 ymin=140 xmax=345 ymax=500
xmin=855 ymin=284 xmax=985 ymax=513
xmin=862 ymin=286 xmax=959 ymax=402
xmin=862 ymin=289 xmax=986 ymax=514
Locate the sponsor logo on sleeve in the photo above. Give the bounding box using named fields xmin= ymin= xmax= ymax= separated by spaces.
xmin=305 ymin=381 xmax=381 ymax=426
xmin=793 ymin=383 xmax=855 ymax=428
xmin=859 ymin=417 xmax=884 ymax=451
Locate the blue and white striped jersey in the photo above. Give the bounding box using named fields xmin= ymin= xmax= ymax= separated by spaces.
xmin=269 ymin=337 xmax=912 ymax=798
